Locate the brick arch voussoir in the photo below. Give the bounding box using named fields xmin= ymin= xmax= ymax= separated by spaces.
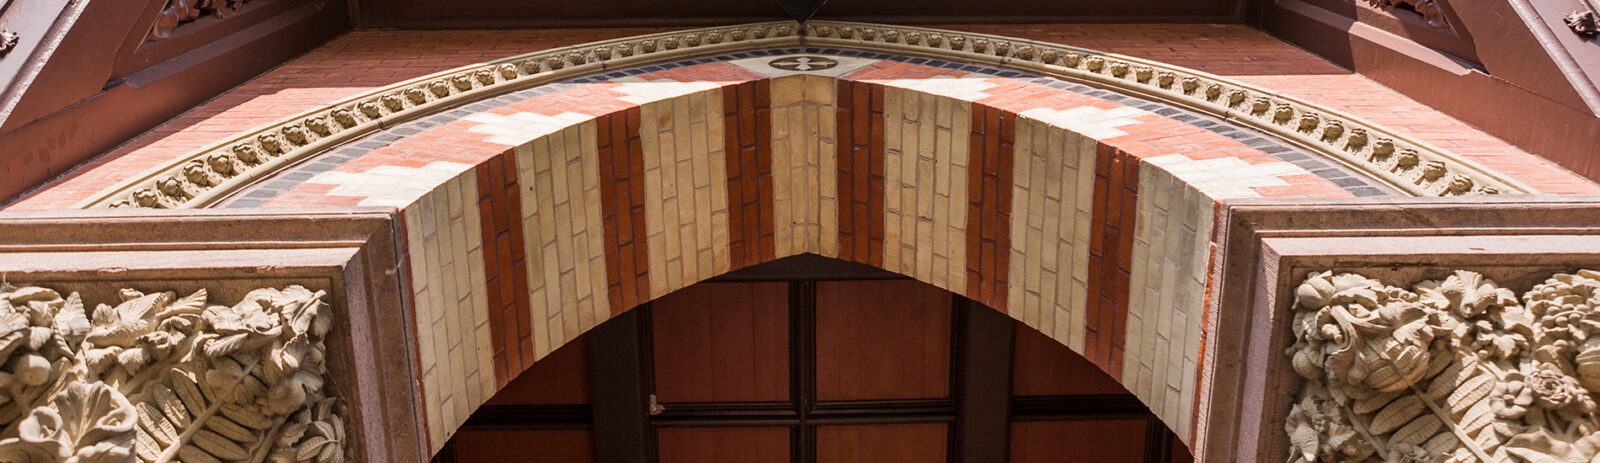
xmin=399 ymin=72 xmax=1225 ymax=456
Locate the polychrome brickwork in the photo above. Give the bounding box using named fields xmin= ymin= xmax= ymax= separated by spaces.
xmin=22 ymin=45 xmax=1584 ymax=453
xmin=638 ymin=90 xmax=735 ymax=297
xmin=1124 ymin=162 xmax=1214 ymax=443
xmin=1005 ymin=118 xmax=1097 ymax=354
xmin=880 ymin=86 xmax=971 ymax=295
xmin=400 ymin=172 xmax=496 ymax=451
xmin=512 ymin=125 xmax=612 ymax=361
xmin=767 ymin=74 xmax=841 ymax=259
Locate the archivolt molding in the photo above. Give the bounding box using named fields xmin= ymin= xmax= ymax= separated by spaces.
xmin=79 ymin=20 xmax=1531 ymax=210
xmin=1286 ymin=270 xmax=1600 ymax=463
xmin=0 ymin=284 xmax=346 ymax=463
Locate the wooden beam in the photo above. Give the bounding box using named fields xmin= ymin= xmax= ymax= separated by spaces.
xmin=953 ymin=298 xmax=1014 ymax=463
xmin=587 ymin=309 xmax=654 ymax=463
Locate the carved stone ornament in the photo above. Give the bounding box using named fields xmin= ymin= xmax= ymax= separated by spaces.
xmin=0 ymin=284 xmax=347 ymax=463
xmin=1567 ymin=10 xmax=1600 ymax=38
xmin=1286 ymin=270 xmax=1600 ymax=462
xmin=149 ymin=0 xmax=248 ymax=42
xmin=0 ymin=31 xmax=18 ymax=58
xmin=1368 ymin=0 xmax=1451 ymax=30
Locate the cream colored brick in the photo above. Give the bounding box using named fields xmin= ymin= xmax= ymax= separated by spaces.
xmin=767 ymin=75 xmax=838 ymax=260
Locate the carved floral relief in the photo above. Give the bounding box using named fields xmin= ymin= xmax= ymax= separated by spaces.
xmin=1287 ymin=270 xmax=1600 ymax=462
xmin=0 ymin=284 xmax=347 ymax=463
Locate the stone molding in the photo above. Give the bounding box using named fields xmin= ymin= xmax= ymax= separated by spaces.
xmin=0 ymin=284 xmax=346 ymax=463
xmin=1205 ymin=196 xmax=1600 ymax=463
xmin=1287 ymin=269 xmax=1600 ymax=462
xmin=0 ymin=208 xmax=423 ymax=462
xmin=77 ymin=20 xmax=1532 ymax=210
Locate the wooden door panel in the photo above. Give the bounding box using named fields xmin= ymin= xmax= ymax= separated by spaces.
xmin=1010 ymin=420 xmax=1147 ymax=463
xmin=651 ymin=282 xmax=790 ymax=403
xmin=451 ymin=429 xmax=594 ymax=462
xmin=1011 ymin=323 xmax=1128 ymax=397
xmin=815 ymin=280 xmax=951 ymax=401
xmin=657 ymin=427 xmax=792 ymax=463
xmin=487 ymin=332 xmax=590 ymax=405
xmin=816 ymin=423 xmax=947 ymax=463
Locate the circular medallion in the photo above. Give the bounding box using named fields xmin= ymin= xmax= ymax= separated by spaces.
xmin=768 ymin=56 xmax=839 ymax=72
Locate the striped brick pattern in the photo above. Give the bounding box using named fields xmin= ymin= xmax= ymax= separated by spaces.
xmin=965 ymin=104 xmax=1015 ymax=312
xmin=638 ymin=90 xmax=734 ymax=298
xmin=597 ymin=108 xmax=653 ymax=314
xmin=402 ymin=171 xmax=496 ymax=452
xmin=1006 ymin=118 xmax=1098 ymax=353
xmin=834 ymin=80 xmax=885 ymax=267
xmin=767 ymin=74 xmax=840 ymax=259
xmin=1083 ymin=143 xmax=1140 ymax=381
xmin=723 ymin=81 xmax=777 ymax=270
xmin=1123 ymin=162 xmax=1213 ymax=442
xmin=476 ymin=152 xmax=535 ymax=384
xmin=513 ymin=123 xmax=611 ymax=361
xmin=881 ymin=87 xmax=971 ymax=294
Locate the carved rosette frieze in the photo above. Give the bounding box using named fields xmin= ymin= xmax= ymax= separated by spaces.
xmin=0 ymin=30 xmax=18 ymax=58
xmin=0 ymin=285 xmax=347 ymax=463
xmin=1285 ymin=270 xmax=1600 ymax=462
xmin=83 ymin=20 xmax=1531 ymax=210
xmin=1369 ymin=0 xmax=1451 ymax=30
xmin=148 ymin=0 xmax=249 ymax=42
xmin=90 ymin=22 xmax=800 ymax=210
xmin=802 ymin=21 xmax=1526 ymax=197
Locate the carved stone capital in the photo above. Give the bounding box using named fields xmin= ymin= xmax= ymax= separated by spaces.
xmin=0 ymin=284 xmax=347 ymax=463
xmin=1287 ymin=270 xmax=1600 ymax=463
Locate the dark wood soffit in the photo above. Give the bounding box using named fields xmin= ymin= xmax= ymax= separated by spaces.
xmin=0 ymin=0 xmax=350 ymax=206
xmin=353 ymin=0 xmax=1239 ymax=29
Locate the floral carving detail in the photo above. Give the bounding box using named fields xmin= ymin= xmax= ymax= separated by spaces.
xmin=0 ymin=284 xmax=345 ymax=463
xmin=148 ymin=0 xmax=247 ymax=42
xmin=1568 ymin=10 xmax=1600 ymax=38
xmin=1287 ymin=270 xmax=1600 ymax=463
xmin=0 ymin=31 xmax=18 ymax=58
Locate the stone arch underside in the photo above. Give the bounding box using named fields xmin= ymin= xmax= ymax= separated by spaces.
xmin=320 ymin=51 xmax=1402 ymax=456
xmin=7 ymin=21 xmax=1561 ymax=459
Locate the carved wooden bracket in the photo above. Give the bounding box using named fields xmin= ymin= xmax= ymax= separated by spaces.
xmin=0 ymin=284 xmax=347 ymax=463
xmin=1287 ymin=270 xmax=1600 ymax=462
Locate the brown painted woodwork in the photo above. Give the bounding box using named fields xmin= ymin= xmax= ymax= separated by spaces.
xmin=450 ymin=429 xmax=595 ymax=462
xmin=657 ymin=427 xmax=792 ymax=463
xmin=1250 ymin=0 xmax=1600 ymax=185
xmin=354 ymin=0 xmax=1236 ymax=29
xmin=1082 ymin=143 xmax=1138 ymax=381
xmin=834 ymin=80 xmax=885 ymax=267
xmin=954 ymin=299 xmax=1013 ymax=463
xmin=722 ymin=80 xmax=777 ymax=270
xmin=477 ymin=149 xmax=535 ymax=385
xmin=0 ymin=0 xmax=349 ymax=205
xmin=598 ymin=107 xmax=653 ymax=314
xmin=965 ymin=104 xmax=1013 ymax=312
xmin=1009 ymin=420 xmax=1147 ymax=463
xmin=588 ymin=310 xmax=653 ymax=463
xmin=487 ymin=335 xmax=590 ymax=405
xmin=815 ymin=423 xmax=948 ymax=463
xmin=651 ymin=282 xmax=790 ymax=403
xmin=1012 ymin=323 xmax=1129 ymax=396
xmin=451 ymin=273 xmax=1186 ymax=462
xmin=814 ymin=280 xmax=951 ymax=401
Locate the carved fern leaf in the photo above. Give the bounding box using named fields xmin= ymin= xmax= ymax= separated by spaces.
xmin=1340 ymin=351 xmax=1505 ymax=462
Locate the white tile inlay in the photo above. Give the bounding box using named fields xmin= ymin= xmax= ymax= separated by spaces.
xmin=463 ymin=111 xmax=593 ymax=146
xmin=309 ymin=161 xmax=474 ymax=207
xmin=1144 ymin=154 xmax=1308 ymax=199
xmin=1020 ymin=106 xmax=1148 ymax=139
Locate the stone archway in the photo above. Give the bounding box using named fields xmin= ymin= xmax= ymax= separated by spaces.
xmin=0 ymin=21 xmax=1556 ymax=463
